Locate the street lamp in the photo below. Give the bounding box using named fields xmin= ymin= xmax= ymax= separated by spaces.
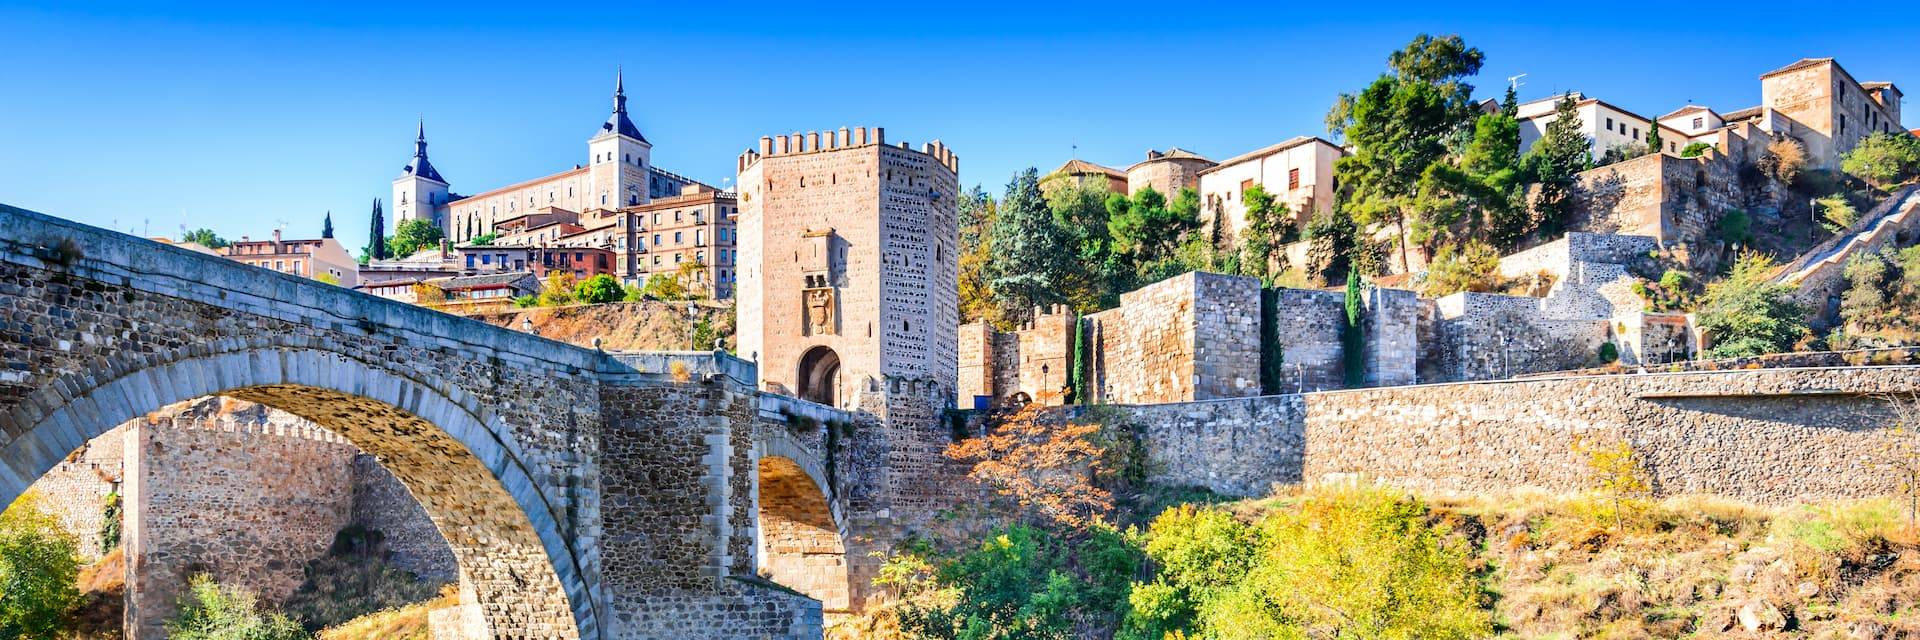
xmin=687 ymin=304 xmax=700 ymax=351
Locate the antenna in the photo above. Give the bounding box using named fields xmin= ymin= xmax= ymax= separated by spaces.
xmin=1507 ymin=73 xmax=1527 ymax=92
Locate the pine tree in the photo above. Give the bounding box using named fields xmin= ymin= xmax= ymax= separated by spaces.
xmin=983 ymin=168 xmax=1074 ymax=324
xmin=367 ymin=198 xmax=388 ymax=261
xmin=1646 ymin=118 xmax=1663 ymax=153
xmin=321 ymin=211 xmax=334 ymax=239
xmin=1502 ymin=84 xmax=1518 ymax=118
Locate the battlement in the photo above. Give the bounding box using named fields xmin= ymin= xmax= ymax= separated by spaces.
xmin=736 ymin=126 xmax=960 ymax=174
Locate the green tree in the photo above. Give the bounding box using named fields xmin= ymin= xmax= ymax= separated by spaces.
xmin=182 ymin=228 xmax=229 ymax=249
xmin=468 ymin=232 xmax=498 ymax=246
xmin=320 ymin=211 xmax=334 ymax=239
xmin=1122 ymin=505 xmax=1256 ymax=639
xmin=1696 ymin=253 xmax=1809 ymax=358
xmin=1050 ymin=180 xmax=1121 ymax=310
xmin=1343 ymin=270 xmax=1367 ymax=387
xmin=1237 ymin=184 xmax=1291 ymax=282
xmin=1841 ymin=132 xmax=1920 ymax=190
xmin=957 ymin=186 xmax=1003 ymax=327
xmin=892 ymin=524 xmax=1140 ymax=640
xmin=386 ymin=218 xmax=445 ymax=258
xmin=1680 ymin=142 xmax=1712 ymax=158
xmin=0 ymin=492 xmax=82 ymax=640
xmin=166 ymin=575 xmax=309 ymax=640
xmin=1646 ymin=119 xmax=1663 ymax=152
xmin=635 ymin=273 xmax=687 ymax=301
xmin=1521 ymin=93 xmax=1592 ymax=237
xmin=985 ymin=169 xmax=1077 ymax=324
xmin=573 ymin=273 xmax=623 ymax=304
xmin=1205 ymin=487 xmax=1492 ymax=640
xmin=364 ymin=198 xmax=387 ymax=262
xmin=536 ymin=272 xmax=577 ymax=307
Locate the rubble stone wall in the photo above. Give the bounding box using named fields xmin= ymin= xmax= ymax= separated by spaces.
xmin=1124 ymin=366 xmax=1920 ymax=504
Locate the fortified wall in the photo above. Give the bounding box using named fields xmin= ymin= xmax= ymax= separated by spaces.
xmin=1119 ymin=365 xmax=1919 ymax=505
xmin=960 ymin=235 xmax=1696 ymax=407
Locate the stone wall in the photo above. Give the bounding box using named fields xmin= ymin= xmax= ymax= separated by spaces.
xmin=124 ymin=416 xmax=360 ymax=638
xmin=1087 ymin=272 xmax=1261 ymax=404
xmin=1565 ymin=152 xmax=1756 ymax=250
xmin=29 ymin=424 xmax=123 ymax=561
xmin=1420 ymin=293 xmax=1611 ymax=382
xmin=1269 ymin=288 xmax=1346 ymax=393
xmin=350 ymin=454 xmax=459 ymax=583
xmin=1122 ymin=366 xmax=1920 ymax=505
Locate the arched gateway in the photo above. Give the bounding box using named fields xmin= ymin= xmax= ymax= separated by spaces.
xmin=0 ymin=204 xmax=834 ymax=640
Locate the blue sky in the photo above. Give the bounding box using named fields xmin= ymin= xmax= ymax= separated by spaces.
xmin=1 ymin=1 xmax=1913 ymax=254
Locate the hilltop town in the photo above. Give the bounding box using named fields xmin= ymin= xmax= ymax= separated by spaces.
xmin=6 ymin=31 xmax=1920 ymax=640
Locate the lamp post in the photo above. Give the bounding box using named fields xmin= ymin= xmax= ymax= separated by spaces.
xmin=687 ymin=304 xmax=700 ymax=351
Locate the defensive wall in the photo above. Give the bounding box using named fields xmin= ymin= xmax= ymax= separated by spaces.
xmin=1117 ymin=365 xmax=1920 ymax=505
xmin=962 ymin=235 xmax=1695 ymax=408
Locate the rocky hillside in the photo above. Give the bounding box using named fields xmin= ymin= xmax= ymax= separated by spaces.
xmin=463 ymin=301 xmax=735 ymax=352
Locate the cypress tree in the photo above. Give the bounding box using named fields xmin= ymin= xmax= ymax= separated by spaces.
xmin=321 ymin=211 xmax=334 ymax=239
xmin=367 ymin=198 xmax=388 ymax=260
xmin=1342 ymin=270 xmax=1367 ymax=387
xmin=1068 ymin=315 xmax=1089 ymax=404
xmin=1260 ymin=287 xmax=1284 ymax=394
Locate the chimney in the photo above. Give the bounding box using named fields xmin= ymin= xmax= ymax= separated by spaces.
xmin=272 ymin=228 xmax=282 ymax=244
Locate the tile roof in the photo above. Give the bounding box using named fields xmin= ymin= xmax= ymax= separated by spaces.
xmin=1049 ymin=158 xmax=1125 ymax=179
xmin=1761 ymin=57 xmax=1834 ymax=78
xmin=438 ymin=271 xmax=538 ymax=290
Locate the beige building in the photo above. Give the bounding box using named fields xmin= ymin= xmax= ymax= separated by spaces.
xmin=612 ymin=187 xmax=739 ymax=298
xmin=1196 ymin=136 xmax=1344 ymax=240
xmin=1756 ymin=58 xmax=1902 ymax=168
xmin=221 ymin=229 xmax=358 ymax=287
xmin=1125 ymin=148 xmax=1215 ymax=198
xmin=735 ymin=127 xmax=959 ymax=409
xmin=1041 ymin=158 xmax=1127 ymax=195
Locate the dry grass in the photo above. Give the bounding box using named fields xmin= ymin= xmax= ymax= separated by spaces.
xmin=69 ymin=547 xmax=126 ymax=640
xmin=317 ymin=585 xmax=458 ymax=640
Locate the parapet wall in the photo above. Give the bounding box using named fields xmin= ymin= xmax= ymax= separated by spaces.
xmin=1125 ymin=366 xmax=1918 ymax=504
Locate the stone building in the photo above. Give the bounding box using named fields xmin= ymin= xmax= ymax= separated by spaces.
xmin=1196 ymin=136 xmax=1344 ymax=241
xmin=734 ymin=127 xmax=960 ymax=410
xmin=1124 ymin=148 xmax=1215 ymax=199
xmin=1758 ymin=57 xmax=1903 ymax=169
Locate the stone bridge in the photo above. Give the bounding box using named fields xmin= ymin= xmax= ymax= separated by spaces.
xmin=0 ymin=203 xmax=918 ymax=640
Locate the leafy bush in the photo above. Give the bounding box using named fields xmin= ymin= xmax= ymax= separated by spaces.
xmin=1597 ymin=342 xmax=1619 ymax=364
xmin=167 ymin=575 xmax=309 ymax=640
xmin=1716 ymin=208 xmax=1753 ymax=245
xmin=1696 ymin=253 xmax=1809 ymax=358
xmin=466 ymin=233 xmax=498 ymax=246
xmin=1840 ymin=246 xmax=1920 ymax=343
xmin=98 ymin=491 xmax=121 ymax=554
xmin=511 ymin=295 xmax=537 ymax=308
xmin=534 ymin=273 xmax=576 ymax=307
xmin=1184 ymin=486 xmax=1491 ymax=639
xmin=1680 ymin=142 xmax=1712 ymax=158
xmin=1419 ymin=241 xmax=1504 ymax=296
xmin=1598 ymin=142 xmax=1650 ymax=166
xmin=571 ymin=274 xmax=623 ymax=304
xmin=1841 ymin=132 xmax=1920 ymax=189
xmin=1817 ymin=194 xmax=1861 ymax=233
xmin=0 ymin=492 xmax=82 ymax=639
xmin=1631 ymin=269 xmax=1693 ymax=312
xmin=633 ymin=273 xmax=688 ymax=301
xmin=892 ymin=524 xmax=1140 ymax=640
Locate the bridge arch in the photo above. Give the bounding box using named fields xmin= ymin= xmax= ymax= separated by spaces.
xmin=753 ymin=429 xmax=849 ymax=615
xmin=0 ymin=346 xmax=598 ymax=640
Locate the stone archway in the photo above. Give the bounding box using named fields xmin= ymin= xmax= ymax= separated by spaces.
xmin=0 ymin=347 xmax=597 ymax=640
xmin=755 ymin=455 xmax=849 ymax=616
xmin=796 ymin=346 xmax=842 ymax=407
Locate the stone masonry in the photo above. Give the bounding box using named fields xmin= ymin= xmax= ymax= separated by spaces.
xmin=1122 ymin=366 xmax=1920 ymax=505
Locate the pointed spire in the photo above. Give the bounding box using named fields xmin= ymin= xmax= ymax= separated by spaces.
xmin=597 ymin=66 xmax=648 ymax=143
xmin=400 ymin=118 xmax=445 ymax=183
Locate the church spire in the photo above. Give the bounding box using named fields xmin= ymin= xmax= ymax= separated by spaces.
xmin=400 ymin=118 xmax=445 ymax=183
xmin=598 ymin=66 xmax=648 ymax=143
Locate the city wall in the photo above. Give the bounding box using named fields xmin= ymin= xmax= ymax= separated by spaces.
xmin=1123 ymin=366 xmax=1919 ymax=505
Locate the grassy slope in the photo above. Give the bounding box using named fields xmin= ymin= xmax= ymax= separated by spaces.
xmin=318 ymin=587 xmax=457 ymax=640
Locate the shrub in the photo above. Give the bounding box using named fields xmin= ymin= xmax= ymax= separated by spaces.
xmin=1680 ymin=142 xmax=1712 ymax=158
xmin=1696 ymin=253 xmax=1809 ymax=358
xmin=1420 ymin=241 xmax=1504 ymax=297
xmin=894 ymin=524 xmax=1140 ymax=640
xmin=511 ymin=295 xmax=537 ymax=308
xmin=282 ymin=527 xmax=444 ymax=632
xmin=166 ymin=575 xmax=309 ymax=640
xmin=1632 ymin=269 xmax=1693 ymax=312
xmin=1760 ymin=138 xmax=1807 ymax=186
xmin=635 ymin=273 xmax=688 ymax=301
xmin=1597 ymin=342 xmax=1619 ymax=364
xmin=1598 ymin=142 xmax=1651 ymax=166
xmin=571 ymin=274 xmax=623 ymax=304
xmin=1717 ymin=208 xmax=1753 ymax=245
xmin=534 ymin=273 xmax=576 ymax=307
xmin=98 ymin=491 xmax=121 ymax=554
xmin=1201 ymin=486 xmax=1492 ymax=639
xmin=0 ymin=492 xmax=82 ymax=639
xmin=1817 ymin=194 xmax=1860 ymax=233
